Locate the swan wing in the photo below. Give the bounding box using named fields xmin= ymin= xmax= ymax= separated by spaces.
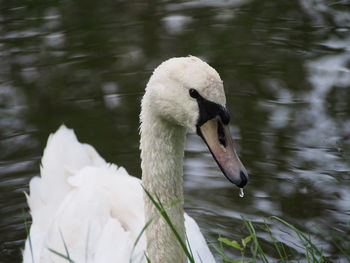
xmin=23 ymin=126 xmax=146 ymax=263
xmin=185 ymin=214 xmax=216 ymax=263
xmin=23 ymin=125 xmax=215 ymax=263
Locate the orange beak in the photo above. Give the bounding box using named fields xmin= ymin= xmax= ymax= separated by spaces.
xmin=197 ymin=117 xmax=248 ymax=188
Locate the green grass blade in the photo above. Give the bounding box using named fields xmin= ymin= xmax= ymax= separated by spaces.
xmin=142 ymin=185 xmax=195 ymax=263
xmin=242 ymin=218 xmax=269 ymax=263
xmin=315 ymin=224 xmax=350 ymax=262
xmin=264 ymin=221 xmax=288 ymax=263
xmin=270 ymin=216 xmax=330 ymax=262
xmin=185 ymin=232 xmax=195 ymax=261
xmin=48 ymin=230 xmax=75 ymax=263
xmin=129 ymin=218 xmax=153 ymax=263
xmin=59 ymin=229 xmax=70 ymax=260
xmin=145 ymin=253 xmax=152 ymax=263
xmin=22 ymin=210 xmax=35 ymax=263
xmin=218 ymin=237 xmax=243 ymax=251
xmin=211 ymin=244 xmax=243 ymax=263
xmin=48 ymin=248 xmax=75 ymax=263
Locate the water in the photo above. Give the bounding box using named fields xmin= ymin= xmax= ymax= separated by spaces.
xmin=239 ymin=188 xmax=244 ymax=198
xmin=1 ymin=0 xmax=350 ymax=262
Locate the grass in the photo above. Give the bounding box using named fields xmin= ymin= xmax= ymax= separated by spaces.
xmin=142 ymin=186 xmax=195 ymax=263
xmin=26 ymin=190 xmax=349 ymax=263
xmin=215 ymin=216 xmax=350 ymax=263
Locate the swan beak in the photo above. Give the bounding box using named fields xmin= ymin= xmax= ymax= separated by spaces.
xmin=197 ymin=117 xmax=248 ymax=188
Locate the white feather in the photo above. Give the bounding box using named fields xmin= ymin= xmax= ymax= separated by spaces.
xmin=23 ymin=56 xmax=226 ymax=263
xmin=24 ymin=126 xmax=216 ymax=263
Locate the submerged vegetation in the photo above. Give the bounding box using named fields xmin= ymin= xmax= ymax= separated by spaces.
xmin=30 ymin=190 xmax=349 ymax=263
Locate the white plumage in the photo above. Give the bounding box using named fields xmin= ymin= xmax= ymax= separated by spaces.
xmin=24 ymin=56 xmax=246 ymax=263
xmin=24 ymin=126 xmax=215 ymax=262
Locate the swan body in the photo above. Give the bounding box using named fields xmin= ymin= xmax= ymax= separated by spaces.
xmin=23 ymin=126 xmax=215 ymax=263
xmin=23 ymin=56 xmax=248 ymax=263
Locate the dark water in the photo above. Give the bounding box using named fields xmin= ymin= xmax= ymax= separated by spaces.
xmin=1 ymin=0 xmax=350 ymax=262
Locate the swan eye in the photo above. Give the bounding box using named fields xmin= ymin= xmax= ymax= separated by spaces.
xmin=189 ymin=88 xmax=200 ymax=99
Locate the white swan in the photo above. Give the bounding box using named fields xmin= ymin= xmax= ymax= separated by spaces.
xmin=23 ymin=56 xmax=248 ymax=263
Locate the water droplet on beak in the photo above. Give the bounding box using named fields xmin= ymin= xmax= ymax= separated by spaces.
xmin=239 ymin=188 xmax=244 ymax=198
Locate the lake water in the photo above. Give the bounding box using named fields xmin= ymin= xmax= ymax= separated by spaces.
xmin=1 ymin=0 xmax=350 ymax=262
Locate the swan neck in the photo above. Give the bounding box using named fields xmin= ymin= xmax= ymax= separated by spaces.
xmin=140 ymin=110 xmax=187 ymax=263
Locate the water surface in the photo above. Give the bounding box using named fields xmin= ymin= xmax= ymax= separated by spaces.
xmin=1 ymin=0 xmax=350 ymax=262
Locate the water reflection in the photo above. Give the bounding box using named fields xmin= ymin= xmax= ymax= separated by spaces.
xmin=1 ymin=0 xmax=349 ymax=261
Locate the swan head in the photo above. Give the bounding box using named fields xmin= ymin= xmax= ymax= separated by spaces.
xmin=143 ymin=56 xmax=248 ymax=188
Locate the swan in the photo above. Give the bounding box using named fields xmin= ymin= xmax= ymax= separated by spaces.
xmin=23 ymin=56 xmax=248 ymax=263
